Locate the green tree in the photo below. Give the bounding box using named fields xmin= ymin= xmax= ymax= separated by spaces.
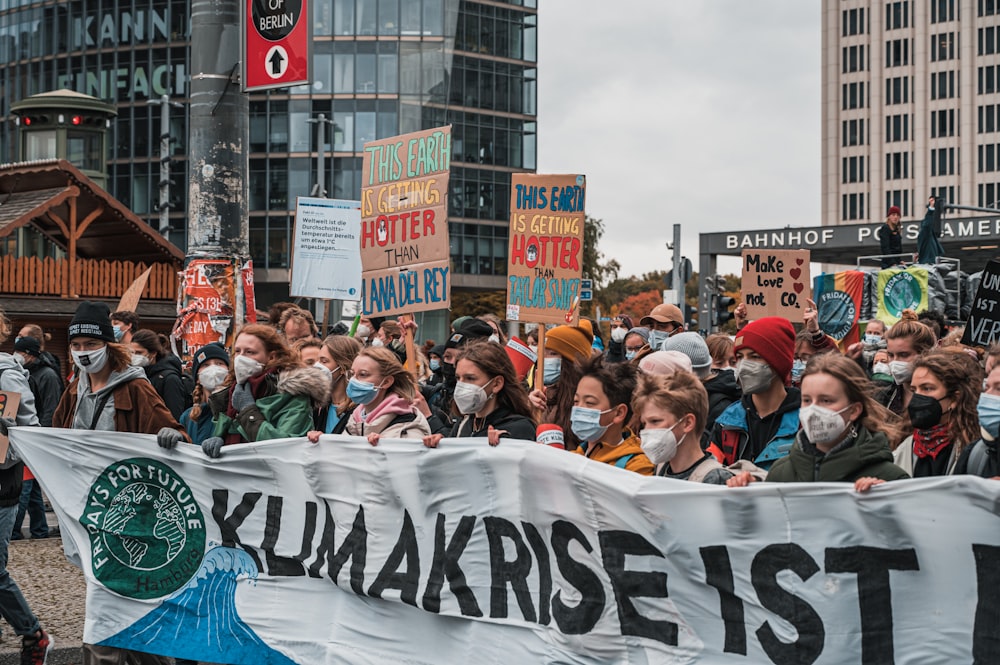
xmin=582 ymin=215 xmax=621 ymax=290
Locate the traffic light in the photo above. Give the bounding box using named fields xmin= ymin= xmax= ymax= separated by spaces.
xmin=684 ymin=303 xmax=697 ymax=328
xmin=715 ymin=295 xmax=736 ymax=326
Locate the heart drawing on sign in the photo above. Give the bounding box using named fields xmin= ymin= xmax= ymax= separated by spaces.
xmin=796 ymin=258 xmax=804 ymax=266
xmin=789 ymin=268 xmax=801 ymax=280
xmin=793 ymin=282 xmax=804 ymax=294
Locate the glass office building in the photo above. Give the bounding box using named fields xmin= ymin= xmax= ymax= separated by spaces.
xmin=0 ymin=0 xmax=537 ymax=334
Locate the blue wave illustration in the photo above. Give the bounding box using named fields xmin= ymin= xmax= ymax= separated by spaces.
xmin=102 ymin=546 xmax=298 ymax=664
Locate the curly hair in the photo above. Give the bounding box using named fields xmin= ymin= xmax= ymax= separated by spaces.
xmin=632 ymin=370 xmax=709 ymax=438
xmin=456 ymin=340 xmax=534 ymax=421
xmin=802 ymin=353 xmax=905 ymax=447
xmin=232 ymin=324 xmax=300 ymax=378
xmin=278 ymin=307 xmax=319 ymax=339
xmin=911 ymin=349 xmax=983 ymax=454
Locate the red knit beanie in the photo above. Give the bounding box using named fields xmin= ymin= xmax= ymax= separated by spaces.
xmin=733 ymin=317 xmax=795 ymax=383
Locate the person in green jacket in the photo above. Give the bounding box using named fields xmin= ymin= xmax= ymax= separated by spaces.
xmin=200 ymin=324 xmax=330 ymax=458
xmin=728 ymin=353 xmax=909 ymax=490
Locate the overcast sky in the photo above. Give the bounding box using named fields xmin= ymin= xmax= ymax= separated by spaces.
xmin=536 ymin=2 xmax=821 ymax=279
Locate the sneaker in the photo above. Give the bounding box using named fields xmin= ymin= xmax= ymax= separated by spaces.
xmin=20 ymin=628 xmax=52 ymax=665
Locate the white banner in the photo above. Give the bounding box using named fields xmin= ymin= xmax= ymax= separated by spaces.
xmin=9 ymin=428 xmax=1000 ymax=665
xmin=290 ymin=197 xmax=362 ymax=300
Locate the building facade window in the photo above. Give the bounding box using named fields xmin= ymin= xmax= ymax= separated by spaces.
xmin=886 ymin=151 xmax=910 ymax=179
xmin=886 ymin=76 xmax=910 ymax=105
xmin=981 ymin=0 xmax=997 ymax=16
xmin=980 ymin=66 xmax=999 ymax=95
xmin=885 ymin=1 xmax=909 ymax=30
xmin=931 ymin=0 xmax=957 ymax=23
xmin=885 ymin=38 xmax=910 ymax=67
xmin=843 ymin=7 xmax=866 ymax=36
xmin=931 ymin=186 xmax=957 ymax=204
xmin=931 ymin=147 xmax=957 ymax=176
xmin=842 ymin=192 xmax=866 ymax=221
xmin=931 ymin=70 xmax=957 ymax=99
xmin=843 ymin=118 xmax=866 ymax=146
xmin=980 ymin=104 xmax=1000 ymax=133
xmin=843 ymin=45 xmax=866 ymax=73
xmin=931 ymin=109 xmax=957 ymax=137
xmin=979 ymin=26 xmax=997 ymax=55
xmin=842 ymin=81 xmax=866 ymax=110
xmin=931 ymin=32 xmax=956 ymax=61
xmin=979 ymin=143 xmax=999 ymax=172
xmin=979 ymin=182 xmax=1000 ymax=207
xmin=885 ymin=113 xmax=910 ymax=142
xmin=842 ymin=155 xmax=866 ymax=183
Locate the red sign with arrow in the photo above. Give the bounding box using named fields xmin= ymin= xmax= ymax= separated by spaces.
xmin=242 ymin=0 xmax=310 ymax=92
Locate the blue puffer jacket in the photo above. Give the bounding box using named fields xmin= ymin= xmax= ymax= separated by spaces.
xmin=707 ymin=396 xmax=800 ymax=470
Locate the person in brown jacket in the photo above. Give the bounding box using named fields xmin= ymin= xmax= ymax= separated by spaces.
xmin=51 ymin=301 xmax=185 ymax=665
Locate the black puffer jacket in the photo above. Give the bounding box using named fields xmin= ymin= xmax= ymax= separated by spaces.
xmin=146 ymin=355 xmax=187 ymax=420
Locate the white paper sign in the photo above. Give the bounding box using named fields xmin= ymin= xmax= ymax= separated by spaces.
xmin=9 ymin=428 xmax=1000 ymax=665
xmin=290 ymin=197 xmax=362 ymax=300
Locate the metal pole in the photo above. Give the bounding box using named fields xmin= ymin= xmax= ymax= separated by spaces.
xmin=945 ymin=203 xmax=1000 ymax=215
xmin=187 ymin=0 xmax=248 ymax=260
xmin=158 ymin=95 xmax=171 ymax=241
xmin=672 ymin=223 xmax=682 ymax=311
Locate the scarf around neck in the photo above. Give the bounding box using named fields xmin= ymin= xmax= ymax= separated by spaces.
xmin=913 ymin=423 xmax=952 ymax=459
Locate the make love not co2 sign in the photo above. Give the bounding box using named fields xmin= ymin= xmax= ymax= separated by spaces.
xmin=242 ymin=0 xmax=311 ymax=92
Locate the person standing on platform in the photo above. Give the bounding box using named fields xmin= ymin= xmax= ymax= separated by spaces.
xmin=879 ymin=205 xmax=904 ymax=268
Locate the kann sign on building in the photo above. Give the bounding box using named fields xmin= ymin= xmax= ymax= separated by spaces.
xmin=242 ymin=0 xmax=310 ymax=92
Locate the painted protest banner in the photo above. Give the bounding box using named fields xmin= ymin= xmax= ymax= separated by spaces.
xmin=506 ymin=174 xmax=586 ymax=325
xmin=12 ymin=427 xmax=1000 ymax=665
xmin=813 ymin=270 xmax=866 ymax=348
xmin=962 ymin=259 xmax=1000 ymax=347
xmin=290 ymin=197 xmax=362 ymax=300
xmin=360 ymin=126 xmax=451 ymax=317
xmin=876 ymin=266 xmax=929 ymax=325
xmin=741 ymin=249 xmax=811 ymax=321
xmin=172 ymin=259 xmax=238 ymax=364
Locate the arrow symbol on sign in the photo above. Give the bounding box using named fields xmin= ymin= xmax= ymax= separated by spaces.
xmin=269 ymin=49 xmax=285 ymax=76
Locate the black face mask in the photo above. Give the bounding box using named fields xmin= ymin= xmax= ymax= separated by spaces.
xmin=908 ymin=393 xmax=943 ymax=430
xmin=440 ymin=361 xmax=456 ymax=388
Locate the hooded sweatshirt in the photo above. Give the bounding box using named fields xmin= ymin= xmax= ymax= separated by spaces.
xmin=0 ymin=353 xmax=38 ymax=506
xmin=73 ymin=365 xmax=148 ymax=431
xmin=145 ymin=354 xmax=187 ymax=420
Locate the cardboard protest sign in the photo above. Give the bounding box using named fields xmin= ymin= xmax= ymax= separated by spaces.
xmin=506 ymin=174 xmax=586 ymax=325
xmin=962 ymin=259 xmax=1000 ymax=347
xmin=0 ymin=391 xmax=19 ymax=462
xmin=290 ymin=197 xmax=362 ymax=300
xmin=360 ymin=126 xmax=451 ymax=317
xmin=741 ymin=249 xmax=811 ymax=321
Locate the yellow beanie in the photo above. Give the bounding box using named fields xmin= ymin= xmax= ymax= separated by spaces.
xmin=546 ymin=320 xmax=594 ymax=362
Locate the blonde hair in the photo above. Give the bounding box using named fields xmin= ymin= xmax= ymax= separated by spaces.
xmin=358 ymin=347 xmax=418 ymax=400
xmin=632 ymin=370 xmax=708 ymax=438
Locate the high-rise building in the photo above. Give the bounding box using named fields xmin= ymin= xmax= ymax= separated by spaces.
xmin=0 ymin=0 xmax=538 ymax=338
xmin=822 ymin=0 xmax=1000 ymax=224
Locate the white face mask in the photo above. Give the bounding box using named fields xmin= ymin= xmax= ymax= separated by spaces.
xmin=356 ymin=324 xmax=371 ymax=339
xmin=873 ymin=362 xmax=891 ymax=376
xmin=888 ymin=360 xmax=912 ymax=385
xmin=799 ymin=403 xmax=853 ymax=446
xmin=130 ymin=354 xmax=150 ymax=368
xmin=453 ymin=379 xmax=494 ymax=415
xmin=233 ymin=354 xmax=265 ymax=384
xmin=640 ymin=423 xmax=686 ymax=465
xmin=735 ymin=359 xmax=776 ymax=394
xmin=488 ymin=334 xmax=500 ymax=344
xmin=611 ymin=327 xmax=627 ymax=343
xmin=198 ymin=365 xmax=229 ymax=392
xmin=72 ymin=346 xmax=109 ymax=374
xmin=370 ymin=337 xmax=385 ymax=347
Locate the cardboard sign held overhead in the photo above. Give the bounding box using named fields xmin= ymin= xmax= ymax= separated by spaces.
xmin=117 ymin=267 xmax=153 ymax=313
xmin=962 ymin=259 xmax=1000 ymax=347
xmin=359 ymin=125 xmax=451 ymax=317
xmin=506 ymin=174 xmax=586 ymax=326
xmin=741 ymin=249 xmax=811 ymax=322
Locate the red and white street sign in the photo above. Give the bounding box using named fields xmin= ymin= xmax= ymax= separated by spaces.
xmin=242 ymin=0 xmax=311 ymax=92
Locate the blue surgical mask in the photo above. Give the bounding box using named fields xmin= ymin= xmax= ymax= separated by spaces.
xmin=791 ymin=359 xmax=807 ymax=382
xmin=347 ymin=377 xmax=381 ymax=405
xmin=113 ymin=324 xmax=124 ymax=342
xmin=13 ymin=336 xmax=22 ymax=345
xmin=648 ymin=330 xmax=669 ymax=351
xmin=625 ymin=350 xmax=637 ymax=361
xmin=429 ymin=359 xmax=441 ymax=372
xmin=570 ymin=405 xmax=613 ymax=443
xmin=543 ymin=357 xmax=562 ymax=386
xmin=978 ymin=393 xmax=1000 ymax=438
xmin=863 ymin=333 xmax=882 ymax=346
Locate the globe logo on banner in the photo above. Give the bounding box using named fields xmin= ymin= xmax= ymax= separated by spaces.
xmin=818 ymin=290 xmax=856 ymax=341
xmin=82 ymin=458 xmax=206 ymax=600
xmin=882 ymin=272 xmax=922 ymax=319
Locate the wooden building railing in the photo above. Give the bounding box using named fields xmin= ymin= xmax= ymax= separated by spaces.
xmin=0 ymin=255 xmax=178 ymax=300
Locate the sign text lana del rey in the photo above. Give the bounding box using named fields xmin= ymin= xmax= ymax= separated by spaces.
xmin=360 ymin=126 xmax=451 ymax=317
